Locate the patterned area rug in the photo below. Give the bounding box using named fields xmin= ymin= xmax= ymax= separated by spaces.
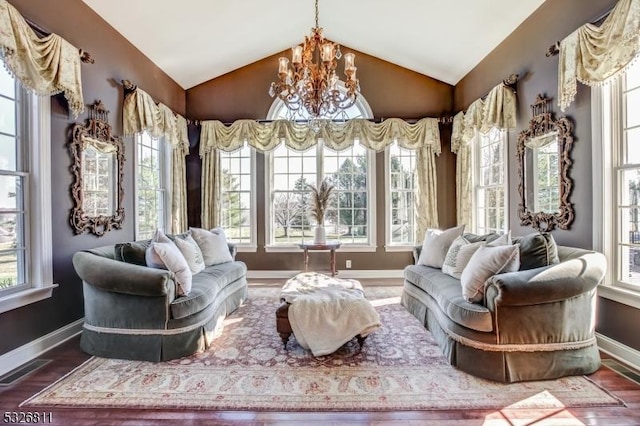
xmin=22 ymin=286 xmax=623 ymax=411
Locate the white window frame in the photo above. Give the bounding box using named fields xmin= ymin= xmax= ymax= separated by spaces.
xmin=217 ymin=145 xmax=257 ymax=252
xmin=593 ymin=66 xmax=640 ymax=309
xmin=265 ymin=142 xmax=377 ymax=252
xmin=133 ymin=132 xmax=171 ymax=240
xmin=471 ymin=128 xmax=509 ymax=235
xmin=0 ymin=87 xmax=55 ymax=314
xmin=384 ymin=144 xmax=417 ymax=251
xmin=265 ymin=87 xmax=375 ymax=252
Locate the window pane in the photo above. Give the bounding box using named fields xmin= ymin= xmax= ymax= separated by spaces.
xmin=0 ymin=175 xmax=23 ymax=211
xmin=388 ymin=146 xmax=417 ymax=244
xmin=0 ymin=66 xmax=14 ymax=99
xmin=273 ymin=157 xmax=287 ymax=172
xmin=0 ymin=211 xmax=25 ymax=288
xmin=0 ymin=134 xmax=17 ymax=171
xmin=136 ymin=133 xmax=164 ymax=238
xmin=475 ymin=129 xmax=506 ymax=234
xmin=0 ymin=249 xmax=20 ymax=289
xmin=626 ymin=88 xmax=640 ymax=128
xmin=219 ymin=148 xmax=254 ymax=244
xmin=620 ymin=245 xmax=640 ymax=285
xmin=620 ymin=169 xmax=640 ymax=206
xmin=625 ymin=127 xmax=640 ymax=164
xmin=626 ymin=59 xmax=640 ymax=90
xmin=0 ymin=96 xmax=16 ymax=135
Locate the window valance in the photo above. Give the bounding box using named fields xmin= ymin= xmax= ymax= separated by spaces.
xmin=0 ymin=0 xmax=84 ymax=117
xmin=450 ymin=80 xmax=517 ymax=228
xmin=451 ymin=83 xmax=517 ymax=144
xmin=199 ymin=118 xmax=441 ymax=156
xmin=558 ymin=0 xmax=640 ymax=111
xmin=122 ymin=86 xmax=189 ymax=234
xmin=122 ymin=87 xmax=189 ymax=154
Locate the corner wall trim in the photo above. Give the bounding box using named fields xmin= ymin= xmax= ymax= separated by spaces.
xmin=246 ymin=270 xmax=405 ymax=279
xmin=596 ymin=332 xmax=640 ymax=372
xmin=0 ymin=318 xmax=84 ymax=377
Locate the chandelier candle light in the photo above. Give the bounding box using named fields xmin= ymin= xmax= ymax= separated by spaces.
xmin=269 ymin=0 xmax=360 ymax=118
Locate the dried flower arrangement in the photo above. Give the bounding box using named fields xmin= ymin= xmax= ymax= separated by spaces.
xmin=308 ymin=178 xmax=334 ymax=225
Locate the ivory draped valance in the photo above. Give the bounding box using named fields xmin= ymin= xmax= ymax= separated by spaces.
xmin=450 ymin=82 xmax=517 ymax=228
xmin=199 ymin=118 xmax=441 ymax=156
xmin=122 ymin=87 xmax=189 ymax=153
xmin=199 ymin=117 xmax=441 ymax=241
xmin=0 ymin=0 xmax=84 ymax=117
xmin=558 ymin=0 xmax=640 ymax=111
xmin=122 ymin=86 xmax=190 ymax=233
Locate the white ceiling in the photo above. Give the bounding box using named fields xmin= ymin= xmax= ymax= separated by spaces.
xmin=81 ymin=0 xmax=546 ymax=90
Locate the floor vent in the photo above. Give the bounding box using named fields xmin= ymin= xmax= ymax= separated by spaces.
xmin=0 ymin=359 xmax=51 ymax=386
xmin=602 ymin=358 xmax=640 ymax=385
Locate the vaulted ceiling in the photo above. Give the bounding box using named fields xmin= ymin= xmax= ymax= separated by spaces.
xmin=81 ymin=0 xmax=547 ymax=89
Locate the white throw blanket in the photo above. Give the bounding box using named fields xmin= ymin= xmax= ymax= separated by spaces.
xmin=280 ymin=272 xmax=381 ymax=356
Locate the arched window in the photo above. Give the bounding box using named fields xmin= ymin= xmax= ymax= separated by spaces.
xmin=265 ymin=88 xmax=377 ymax=250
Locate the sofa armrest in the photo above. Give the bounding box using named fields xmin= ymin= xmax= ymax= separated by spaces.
xmin=484 ymin=251 xmax=607 ymax=308
xmin=73 ymin=251 xmax=175 ymax=298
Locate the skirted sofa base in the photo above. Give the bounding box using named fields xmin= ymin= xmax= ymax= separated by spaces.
xmin=74 ymin=245 xmax=248 ymax=362
xmin=401 ymin=246 xmax=604 ymax=383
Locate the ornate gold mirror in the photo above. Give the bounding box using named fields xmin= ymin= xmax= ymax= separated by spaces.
xmin=69 ymin=100 xmax=124 ymax=236
xmin=517 ymin=95 xmax=574 ymax=231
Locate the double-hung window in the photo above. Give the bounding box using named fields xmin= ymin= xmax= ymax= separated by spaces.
xmin=265 ymin=88 xmax=375 ymax=250
xmin=0 ymin=61 xmax=54 ymax=313
xmin=595 ymin=57 xmax=640 ymax=300
xmin=218 ymin=146 xmax=256 ymax=250
xmin=472 ymin=127 xmax=508 ymax=234
xmin=266 ymin=142 xmax=376 ymax=249
xmin=134 ymin=132 xmax=170 ymax=240
xmin=385 ymin=144 xmax=416 ymax=248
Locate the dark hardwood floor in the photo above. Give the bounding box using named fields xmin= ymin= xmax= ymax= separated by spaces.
xmin=2 ymin=281 xmax=640 ymax=425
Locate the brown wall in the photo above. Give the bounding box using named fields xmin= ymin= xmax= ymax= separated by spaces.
xmin=454 ymin=0 xmax=640 ymax=351
xmin=186 ymin=48 xmax=455 ymax=270
xmin=0 ymin=0 xmax=184 ymax=355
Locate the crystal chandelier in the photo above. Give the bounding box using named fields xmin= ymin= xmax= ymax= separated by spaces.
xmin=268 ymin=0 xmax=360 ymax=119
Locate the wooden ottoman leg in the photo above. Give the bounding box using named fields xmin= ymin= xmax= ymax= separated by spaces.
xmin=276 ymin=302 xmax=293 ymax=349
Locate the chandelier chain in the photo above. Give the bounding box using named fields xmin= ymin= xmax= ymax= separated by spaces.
xmin=315 ymin=0 xmax=319 ymax=28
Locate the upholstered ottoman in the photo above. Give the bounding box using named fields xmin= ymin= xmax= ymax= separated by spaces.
xmin=276 ymin=272 xmax=381 ymax=356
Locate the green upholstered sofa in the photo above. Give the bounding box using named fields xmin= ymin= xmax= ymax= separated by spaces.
xmin=402 ymin=244 xmax=606 ymax=383
xmin=72 ymin=242 xmax=248 ymax=362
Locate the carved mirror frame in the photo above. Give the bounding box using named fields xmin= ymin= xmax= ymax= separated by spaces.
xmin=69 ymin=100 xmax=125 ymax=236
xmin=517 ymin=94 xmax=575 ymax=232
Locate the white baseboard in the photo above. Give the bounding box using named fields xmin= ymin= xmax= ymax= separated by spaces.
xmin=0 ymin=318 xmax=84 ymax=377
xmin=246 ymin=270 xmax=404 ymax=279
xmin=596 ymin=332 xmax=640 ymax=372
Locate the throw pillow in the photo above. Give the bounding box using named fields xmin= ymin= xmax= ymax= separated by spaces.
xmin=152 ymin=229 xmax=173 ymax=244
xmin=512 ymin=232 xmax=560 ymax=270
xmin=442 ymin=236 xmax=484 ymax=279
xmin=167 ymin=231 xmax=191 ymax=242
xmin=417 ymin=225 xmax=465 ymax=268
xmin=114 ymin=241 xmax=150 ymax=266
xmin=190 ymin=227 xmax=234 ymax=266
xmin=487 ymin=230 xmax=512 ymax=246
xmin=145 ymin=241 xmax=192 ymax=296
xmin=460 ymin=244 xmax=520 ymax=303
xmin=463 ymin=232 xmax=500 ymax=244
xmin=174 ymin=234 xmax=205 ymax=274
